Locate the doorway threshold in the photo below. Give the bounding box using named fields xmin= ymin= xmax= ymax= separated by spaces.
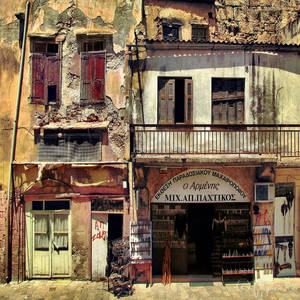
xmin=152 ymin=275 xmax=221 ymax=284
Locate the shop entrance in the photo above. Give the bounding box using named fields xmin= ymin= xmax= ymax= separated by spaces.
xmin=187 ymin=204 xmax=213 ymax=274
xmin=152 ymin=203 xmax=252 ymax=279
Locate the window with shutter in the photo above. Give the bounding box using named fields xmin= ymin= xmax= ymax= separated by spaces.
xmin=212 ymin=78 xmax=245 ymax=124
xmin=31 ymin=40 xmax=60 ymax=105
xmin=158 ymin=77 xmax=193 ymax=124
xmin=80 ymin=53 xmax=105 ymax=103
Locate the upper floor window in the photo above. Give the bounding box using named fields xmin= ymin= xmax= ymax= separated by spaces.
xmin=192 ymin=24 xmax=208 ymax=41
xmin=30 ymin=39 xmax=61 ymax=105
xmin=158 ymin=77 xmax=193 ymax=124
xmin=38 ymin=129 xmax=102 ymax=162
xmin=212 ymin=78 xmax=245 ymax=124
xmin=80 ymin=39 xmax=106 ymax=103
xmin=162 ymin=23 xmax=180 ymax=41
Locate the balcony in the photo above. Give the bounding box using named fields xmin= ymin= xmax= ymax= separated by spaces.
xmin=131 ymin=124 xmax=300 ymax=162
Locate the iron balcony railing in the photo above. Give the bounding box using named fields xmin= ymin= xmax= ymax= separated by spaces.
xmin=131 ymin=124 xmax=300 ymax=158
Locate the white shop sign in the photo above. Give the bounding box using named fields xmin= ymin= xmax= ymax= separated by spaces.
xmin=153 ymin=169 xmax=249 ymax=203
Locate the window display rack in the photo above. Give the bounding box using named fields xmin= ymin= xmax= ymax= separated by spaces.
xmin=130 ymin=220 xmax=152 ymax=261
xmin=253 ymin=225 xmax=273 ymax=281
xmin=219 ymin=204 xmax=254 ymax=284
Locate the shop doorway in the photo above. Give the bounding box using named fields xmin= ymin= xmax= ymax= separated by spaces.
xmin=187 ymin=204 xmax=213 ymax=275
xmin=108 ymin=214 xmax=123 ymax=241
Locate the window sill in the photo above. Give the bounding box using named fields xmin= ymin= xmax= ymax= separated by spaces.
xmin=33 ymin=121 xmax=109 ymax=130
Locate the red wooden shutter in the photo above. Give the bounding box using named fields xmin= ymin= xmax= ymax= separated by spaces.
xmin=81 ymin=53 xmax=105 ymax=102
xmin=92 ymin=53 xmax=105 ymax=101
xmin=46 ymin=56 xmax=60 ymax=104
xmin=32 ymin=54 xmax=46 ymax=104
xmin=81 ymin=53 xmax=92 ymax=101
xmin=184 ymin=79 xmax=193 ymax=124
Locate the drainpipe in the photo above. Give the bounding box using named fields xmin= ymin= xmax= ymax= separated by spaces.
xmin=5 ymin=1 xmax=30 ymax=283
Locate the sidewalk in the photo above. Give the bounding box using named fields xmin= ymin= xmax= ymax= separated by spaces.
xmin=0 ymin=278 xmax=300 ymax=300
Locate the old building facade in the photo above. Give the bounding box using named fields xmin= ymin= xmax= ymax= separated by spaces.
xmin=0 ymin=0 xmax=300 ymax=284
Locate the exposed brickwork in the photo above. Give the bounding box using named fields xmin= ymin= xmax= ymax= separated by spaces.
xmin=0 ymin=192 xmax=7 ymax=283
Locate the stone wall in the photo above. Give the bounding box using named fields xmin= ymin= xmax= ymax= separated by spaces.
xmin=214 ymin=0 xmax=300 ymax=43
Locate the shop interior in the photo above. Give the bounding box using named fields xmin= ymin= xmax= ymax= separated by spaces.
xmin=152 ymin=203 xmax=253 ymax=281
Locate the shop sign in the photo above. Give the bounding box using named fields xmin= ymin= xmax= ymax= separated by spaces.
xmin=153 ymin=169 xmax=249 ymax=203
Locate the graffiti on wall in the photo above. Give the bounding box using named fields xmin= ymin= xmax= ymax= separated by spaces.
xmin=92 ymin=219 xmax=107 ymax=242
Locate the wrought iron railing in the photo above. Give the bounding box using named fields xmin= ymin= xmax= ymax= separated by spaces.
xmin=131 ymin=124 xmax=300 ymax=158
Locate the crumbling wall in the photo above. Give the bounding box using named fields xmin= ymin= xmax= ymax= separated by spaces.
xmin=214 ymin=0 xmax=300 ymax=43
xmin=144 ymin=0 xmax=300 ymax=44
xmin=0 ymin=0 xmax=142 ymax=163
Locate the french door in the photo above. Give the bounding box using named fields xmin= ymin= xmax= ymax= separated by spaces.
xmin=32 ymin=212 xmax=71 ymax=277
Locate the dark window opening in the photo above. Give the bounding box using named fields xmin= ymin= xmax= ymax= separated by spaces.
xmin=108 ymin=214 xmax=123 ymax=241
xmin=212 ymin=78 xmax=245 ymax=124
xmin=47 ymin=43 xmax=59 ymax=53
xmin=192 ymin=25 xmax=208 ymax=41
xmin=175 ymin=79 xmax=185 ymax=123
xmin=45 ymin=201 xmax=70 ymax=210
xmin=48 ymin=85 xmax=57 ymax=103
xmin=32 ymin=201 xmax=43 ymax=210
xmin=32 ymin=200 xmax=70 ymax=210
xmin=82 ymin=40 xmax=104 ymax=52
xmin=163 ymin=24 xmax=180 ymax=41
xmin=158 ymin=77 xmax=193 ymax=124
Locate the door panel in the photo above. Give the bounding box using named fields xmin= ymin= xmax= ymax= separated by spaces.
xmin=92 ymin=214 xmax=108 ymax=280
xmin=33 ymin=214 xmax=50 ymax=276
xmin=52 ymin=213 xmax=70 ymax=276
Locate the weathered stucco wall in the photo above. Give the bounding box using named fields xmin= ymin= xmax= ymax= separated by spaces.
xmin=140 ymin=49 xmax=300 ymax=125
xmin=72 ymin=197 xmax=91 ymax=280
xmin=0 ymin=0 xmax=143 ymax=188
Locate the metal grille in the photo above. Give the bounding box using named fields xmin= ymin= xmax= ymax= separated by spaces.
xmin=38 ymin=129 xmax=102 ymax=162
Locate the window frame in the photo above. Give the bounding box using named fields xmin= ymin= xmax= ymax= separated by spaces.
xmin=157 ymin=77 xmax=193 ymax=125
xmin=191 ymin=24 xmax=209 ymax=42
xmin=30 ymin=39 xmax=62 ymax=105
xmin=211 ymin=78 xmax=245 ymax=125
xmin=162 ymin=23 xmax=181 ymax=41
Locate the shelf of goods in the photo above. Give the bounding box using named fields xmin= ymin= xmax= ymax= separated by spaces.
xmin=220 ymin=205 xmax=254 ymax=284
xmin=253 ymin=225 xmax=273 ymax=282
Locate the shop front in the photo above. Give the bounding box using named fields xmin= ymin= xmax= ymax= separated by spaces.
xmin=132 ymin=167 xmax=275 ymax=283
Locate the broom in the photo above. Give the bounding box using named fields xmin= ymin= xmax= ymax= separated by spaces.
xmin=162 ymin=241 xmax=171 ymax=285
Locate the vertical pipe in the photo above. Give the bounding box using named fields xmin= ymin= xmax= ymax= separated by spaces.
xmin=6 ymin=1 xmax=30 ymax=282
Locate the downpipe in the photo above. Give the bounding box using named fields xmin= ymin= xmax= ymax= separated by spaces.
xmin=5 ymin=1 xmax=30 ymax=283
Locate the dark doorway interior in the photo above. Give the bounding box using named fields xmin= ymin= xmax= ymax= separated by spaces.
xmin=175 ymin=78 xmax=185 ymax=123
xmin=108 ymin=214 xmax=123 ymax=241
xmin=187 ymin=204 xmax=214 ymax=274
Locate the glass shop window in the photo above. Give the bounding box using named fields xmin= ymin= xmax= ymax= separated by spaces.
xmin=192 ymin=25 xmax=208 ymax=41
xmin=162 ymin=24 xmax=180 ymax=41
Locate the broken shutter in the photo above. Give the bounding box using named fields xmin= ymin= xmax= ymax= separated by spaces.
xmin=32 ymin=54 xmax=46 ymax=104
xmin=81 ymin=53 xmax=105 ymax=102
xmin=47 ymin=56 xmax=60 ymax=104
xmin=184 ymin=79 xmax=193 ymax=124
xmin=158 ymin=79 xmax=175 ymax=124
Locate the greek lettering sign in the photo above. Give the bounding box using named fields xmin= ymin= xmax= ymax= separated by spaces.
xmin=153 ymin=169 xmax=249 ymax=203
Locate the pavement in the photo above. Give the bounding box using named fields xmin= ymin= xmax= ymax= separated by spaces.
xmin=1 ymin=278 xmax=300 ymax=300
